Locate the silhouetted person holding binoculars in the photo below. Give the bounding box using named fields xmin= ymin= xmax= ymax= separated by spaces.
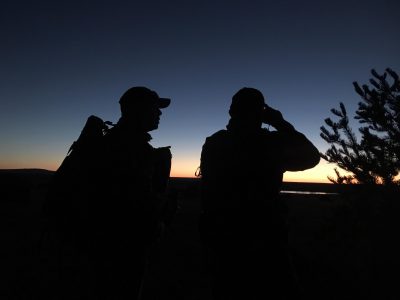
xmin=199 ymin=87 xmax=320 ymax=299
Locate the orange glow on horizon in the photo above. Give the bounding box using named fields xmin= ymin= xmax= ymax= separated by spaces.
xmin=1 ymin=156 xmax=346 ymax=184
xmin=171 ymin=159 xmax=340 ymax=183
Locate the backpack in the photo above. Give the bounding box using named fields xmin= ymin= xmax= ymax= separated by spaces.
xmin=54 ymin=115 xmax=112 ymax=180
xmin=43 ymin=115 xmax=113 ymax=224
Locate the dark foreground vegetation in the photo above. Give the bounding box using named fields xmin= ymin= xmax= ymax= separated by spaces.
xmin=0 ymin=169 xmax=399 ymax=299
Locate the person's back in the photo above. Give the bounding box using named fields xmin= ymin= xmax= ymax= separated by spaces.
xmin=201 ymin=128 xmax=283 ymax=209
xmin=199 ymin=87 xmax=320 ymax=300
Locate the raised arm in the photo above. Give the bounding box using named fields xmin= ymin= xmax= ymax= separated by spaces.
xmin=264 ymin=105 xmax=320 ymax=171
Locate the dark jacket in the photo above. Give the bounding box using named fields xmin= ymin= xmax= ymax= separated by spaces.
xmin=199 ymin=120 xmax=320 ymax=244
xmin=94 ymin=123 xmax=171 ymax=249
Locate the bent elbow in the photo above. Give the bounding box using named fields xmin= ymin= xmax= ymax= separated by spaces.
xmin=285 ymin=148 xmax=321 ymax=172
xmin=302 ymin=145 xmax=321 ymax=170
xmin=306 ymin=151 xmax=321 ymax=169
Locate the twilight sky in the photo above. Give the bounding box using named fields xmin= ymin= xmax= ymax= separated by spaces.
xmin=1 ymin=0 xmax=399 ymax=182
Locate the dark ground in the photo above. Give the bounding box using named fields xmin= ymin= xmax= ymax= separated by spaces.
xmin=1 ymin=170 xmax=399 ymax=299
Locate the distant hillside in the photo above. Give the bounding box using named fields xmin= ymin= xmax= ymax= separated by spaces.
xmin=0 ymin=169 xmax=54 ymax=186
xmin=0 ymin=169 xmax=54 ymax=189
xmin=0 ymin=169 xmax=54 ymax=201
xmin=0 ymin=168 xmax=54 ymax=175
xmin=169 ymin=177 xmax=342 ymax=194
xmin=0 ymin=169 xmax=349 ymax=196
xmin=282 ymin=181 xmax=339 ymax=193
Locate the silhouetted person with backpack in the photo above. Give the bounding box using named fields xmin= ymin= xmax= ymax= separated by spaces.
xmin=92 ymin=86 xmax=173 ymax=299
xmin=199 ymin=87 xmax=320 ymax=300
xmin=40 ymin=86 xmax=173 ymax=299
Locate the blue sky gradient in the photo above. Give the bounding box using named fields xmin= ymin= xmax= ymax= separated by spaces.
xmin=1 ymin=0 xmax=399 ymax=181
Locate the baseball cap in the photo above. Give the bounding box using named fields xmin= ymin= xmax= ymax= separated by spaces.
xmin=119 ymin=86 xmax=171 ymax=111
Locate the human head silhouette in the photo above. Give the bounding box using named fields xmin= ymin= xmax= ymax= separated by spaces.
xmin=119 ymin=86 xmax=170 ymax=132
xmin=229 ymin=87 xmax=265 ymax=116
xmin=229 ymin=87 xmax=266 ymax=127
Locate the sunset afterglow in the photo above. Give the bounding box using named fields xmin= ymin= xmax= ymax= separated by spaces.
xmin=1 ymin=1 xmax=398 ymax=183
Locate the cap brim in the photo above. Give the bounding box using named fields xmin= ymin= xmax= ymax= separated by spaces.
xmin=158 ymin=98 xmax=171 ymax=108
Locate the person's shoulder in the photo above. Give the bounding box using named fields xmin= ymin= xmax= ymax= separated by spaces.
xmin=202 ymin=130 xmax=230 ymax=150
xmin=208 ymin=129 xmax=229 ymax=139
xmin=260 ymin=128 xmax=284 ymax=139
xmin=204 ymin=129 xmax=230 ymax=143
xmin=258 ymin=128 xmax=287 ymax=149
